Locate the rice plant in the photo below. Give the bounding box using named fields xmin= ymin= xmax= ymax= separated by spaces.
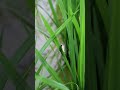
xmin=35 ymin=0 xmax=85 ymax=89
xmin=36 ymin=0 xmax=120 ymax=90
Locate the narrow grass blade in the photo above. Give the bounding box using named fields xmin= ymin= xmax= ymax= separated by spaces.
xmin=48 ymin=0 xmax=59 ymax=26
xmin=69 ymin=7 xmax=80 ymax=40
xmin=35 ymin=74 xmax=69 ymax=90
xmin=67 ymin=0 xmax=77 ymax=83
xmin=36 ymin=49 xmax=62 ymax=83
xmin=78 ymin=0 xmax=85 ymax=89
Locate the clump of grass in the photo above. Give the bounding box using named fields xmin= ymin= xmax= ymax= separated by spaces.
xmin=35 ymin=0 xmax=85 ymax=89
xmin=36 ymin=0 xmax=120 ymax=90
